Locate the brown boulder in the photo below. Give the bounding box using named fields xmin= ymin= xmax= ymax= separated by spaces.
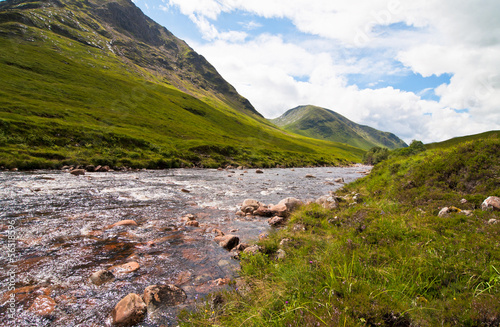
xmin=269 ymin=203 xmax=288 ymax=217
xmin=241 ymin=199 xmax=261 ymax=213
xmin=97 ymin=165 xmax=110 ymax=172
xmin=254 ymin=206 xmax=273 ymax=217
xmin=185 ymin=220 xmax=199 ymax=227
xmin=109 ymin=262 xmax=140 ymax=275
xmin=111 ymin=293 xmax=146 ymax=326
xmin=143 ymin=284 xmax=186 ymax=312
xmin=70 ymin=169 xmax=85 ymax=176
xmin=243 ymin=245 xmax=261 ymax=255
xmin=214 ymin=234 xmax=239 ymax=250
xmin=268 ymin=216 xmax=285 ymax=226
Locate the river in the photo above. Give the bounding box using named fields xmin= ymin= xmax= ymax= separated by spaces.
xmin=0 ymin=166 xmax=370 ymax=326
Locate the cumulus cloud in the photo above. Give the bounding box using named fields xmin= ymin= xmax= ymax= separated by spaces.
xmin=162 ymin=0 xmax=500 ymax=143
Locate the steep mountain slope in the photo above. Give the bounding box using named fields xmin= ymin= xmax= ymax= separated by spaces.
xmin=0 ymin=0 xmax=364 ymax=169
xmin=271 ymin=105 xmax=407 ymax=150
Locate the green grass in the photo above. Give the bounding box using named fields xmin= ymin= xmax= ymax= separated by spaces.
xmin=0 ymin=1 xmax=365 ymax=169
xmin=179 ymin=137 xmax=500 ymax=326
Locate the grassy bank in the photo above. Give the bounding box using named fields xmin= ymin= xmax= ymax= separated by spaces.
xmin=179 ymin=137 xmax=500 ymax=326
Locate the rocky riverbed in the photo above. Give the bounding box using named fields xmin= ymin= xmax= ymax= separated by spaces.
xmin=0 ymin=166 xmax=371 ymax=326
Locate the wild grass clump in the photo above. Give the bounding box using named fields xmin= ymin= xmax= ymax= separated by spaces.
xmin=179 ymin=137 xmax=500 ymax=326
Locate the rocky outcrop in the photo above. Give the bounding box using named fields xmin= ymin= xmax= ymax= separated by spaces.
xmin=111 ymin=293 xmax=147 ymax=327
xmin=482 ymin=196 xmax=500 ymax=211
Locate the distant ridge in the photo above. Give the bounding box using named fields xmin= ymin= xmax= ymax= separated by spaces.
xmin=271 ymin=105 xmax=407 ymax=150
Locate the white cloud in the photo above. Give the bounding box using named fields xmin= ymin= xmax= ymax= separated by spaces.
xmin=163 ymin=0 xmax=500 ymax=143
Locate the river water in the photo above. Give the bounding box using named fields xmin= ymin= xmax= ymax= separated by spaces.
xmin=0 ymin=166 xmax=370 ymax=326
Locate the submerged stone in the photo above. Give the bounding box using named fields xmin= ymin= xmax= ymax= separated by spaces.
xmin=111 ymin=293 xmax=146 ymax=326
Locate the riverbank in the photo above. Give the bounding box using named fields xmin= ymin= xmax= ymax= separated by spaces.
xmin=179 ymin=138 xmax=500 ymax=326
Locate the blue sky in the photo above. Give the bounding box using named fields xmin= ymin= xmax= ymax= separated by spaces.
xmin=54 ymin=1 xmax=500 ymax=142
xmin=93 ymin=1 xmax=500 ymax=141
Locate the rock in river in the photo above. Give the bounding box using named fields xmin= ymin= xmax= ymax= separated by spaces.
xmin=109 ymin=262 xmax=140 ymax=275
xmin=143 ymin=284 xmax=187 ymax=312
xmin=70 ymin=169 xmax=85 ymax=176
xmin=108 ymin=220 xmax=138 ymax=228
xmin=90 ymin=269 xmax=115 ymax=286
xmin=28 ymin=295 xmax=56 ymax=317
xmin=111 ymin=293 xmax=147 ymax=326
xmin=214 ymin=234 xmax=239 ymax=250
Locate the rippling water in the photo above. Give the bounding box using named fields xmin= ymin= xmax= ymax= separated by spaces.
xmin=0 ymin=166 xmax=370 ymax=326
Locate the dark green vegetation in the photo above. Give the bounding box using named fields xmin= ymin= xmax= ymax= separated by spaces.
xmin=180 ymin=136 xmax=500 ymax=326
xmin=271 ymin=105 xmax=408 ymax=151
xmin=364 ymin=140 xmax=426 ymax=165
xmin=0 ymin=0 xmax=364 ymax=169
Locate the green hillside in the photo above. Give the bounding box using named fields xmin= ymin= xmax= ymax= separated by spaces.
xmin=181 ymin=135 xmax=500 ymax=326
xmin=0 ymin=0 xmax=364 ymax=169
xmin=271 ymin=105 xmax=407 ymax=150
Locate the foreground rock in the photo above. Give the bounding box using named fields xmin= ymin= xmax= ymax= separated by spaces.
xmin=112 ymin=293 xmax=147 ymax=326
xmin=143 ymin=284 xmax=187 ymax=312
xmin=482 ymin=196 xmax=500 ymax=211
